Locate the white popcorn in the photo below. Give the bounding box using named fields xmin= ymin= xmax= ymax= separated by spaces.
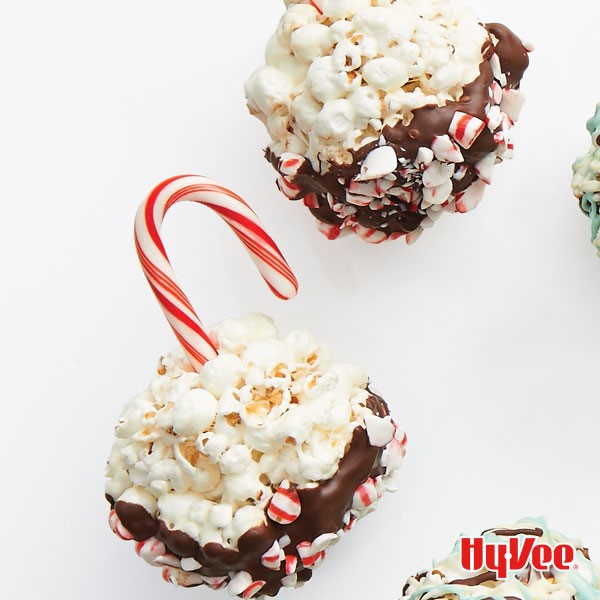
xmin=171 ymin=389 xmax=217 ymax=436
xmin=306 ymin=56 xmax=351 ymax=102
xmin=219 ymin=445 xmax=252 ymax=475
xmin=106 ymin=314 xmax=404 ymax=552
xmin=362 ymin=57 xmax=409 ymax=92
xmin=209 ymin=503 xmax=233 ymax=528
xmin=244 ymin=66 xmax=293 ymax=116
xmin=322 ymin=0 xmax=372 ymax=19
xmin=291 ymin=24 xmax=334 ymax=62
xmin=209 ymin=318 xmax=250 ymax=354
xmin=247 ymin=0 xmax=490 ymax=172
xmin=349 ymin=86 xmax=382 ymax=121
xmin=198 ymin=432 xmax=228 ymax=462
xmin=314 ymin=99 xmax=355 ymax=141
xmin=332 ymin=39 xmax=363 ymax=72
xmin=198 ymin=353 xmax=243 ymax=398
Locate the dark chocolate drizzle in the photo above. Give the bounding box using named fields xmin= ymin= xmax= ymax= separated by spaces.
xmin=267 ymin=22 xmax=530 ymax=237
xmin=112 ymin=393 xmax=390 ymax=597
xmin=482 ymin=527 xmax=544 ymax=537
xmin=449 ymin=572 xmax=497 ymax=586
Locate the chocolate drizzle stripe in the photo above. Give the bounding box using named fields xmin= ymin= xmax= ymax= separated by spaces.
xmin=482 ymin=527 xmax=544 ymax=537
xmin=450 ymin=571 xmax=497 ymax=586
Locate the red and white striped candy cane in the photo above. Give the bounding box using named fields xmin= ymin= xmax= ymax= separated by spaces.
xmin=135 ymin=175 xmax=298 ymax=372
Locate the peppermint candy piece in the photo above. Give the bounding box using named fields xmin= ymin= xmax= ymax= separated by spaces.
xmin=501 ymin=88 xmax=526 ymax=122
xmin=242 ymin=580 xmax=267 ymax=599
xmin=455 ymin=179 xmax=487 ymax=213
xmin=415 ymin=147 xmax=434 ymax=169
xmin=135 ymin=537 xmax=172 ymax=566
xmin=285 ymin=555 xmax=298 ymax=575
xmin=485 ymin=105 xmax=503 ymax=132
xmin=261 ymin=540 xmax=285 ymax=570
xmin=279 ymin=153 xmax=306 ymax=176
xmin=432 ymin=135 xmax=464 ymax=163
xmin=356 ymin=146 xmax=398 ymax=181
xmin=348 ymin=179 xmax=392 ymax=199
xmin=311 ymin=533 xmax=338 ymax=553
xmin=352 ymin=477 xmax=379 ymax=509
xmin=303 ymin=192 xmax=319 ymax=208
xmin=201 ymin=576 xmax=228 ymax=590
xmin=180 ymin=557 xmax=202 ymax=572
xmin=405 ymin=228 xmax=423 ymax=246
xmin=491 ymin=81 xmax=503 ymax=104
xmin=109 ymin=509 xmax=134 ymax=541
xmin=297 ymin=541 xmax=326 ymax=568
xmin=316 ymin=220 xmax=344 ymax=240
xmin=343 ymin=511 xmax=358 ymax=531
xmin=228 ymin=572 xmax=253 ymax=596
xmin=423 ymin=162 xmax=454 ymax=188
xmin=423 ymin=179 xmax=453 ymax=207
xmin=267 ymin=480 xmax=302 ymax=524
xmin=475 ymin=154 xmax=497 ymax=185
xmin=346 ymin=191 xmax=373 ymax=207
xmin=364 ymin=413 xmax=395 ymax=447
xmin=449 ymin=112 xmax=486 ymax=149
xmin=281 ymin=573 xmax=298 ymax=588
xmin=154 ymin=553 xmax=181 ymax=568
xmin=278 ymin=175 xmax=302 ymax=199
xmin=381 ymin=437 xmax=407 ymax=471
xmin=161 ymin=566 xmax=204 ymax=588
xmin=352 ymin=223 xmax=388 ymax=244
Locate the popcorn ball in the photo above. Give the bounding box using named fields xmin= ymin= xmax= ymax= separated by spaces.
xmin=245 ymin=0 xmax=531 ymax=244
xmin=402 ymin=518 xmax=600 ymax=600
xmin=572 ymin=104 xmax=600 ymax=256
xmin=106 ymin=175 xmax=406 ymax=598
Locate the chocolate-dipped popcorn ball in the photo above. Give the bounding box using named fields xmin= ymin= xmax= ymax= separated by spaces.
xmin=245 ymin=0 xmax=531 ymax=244
xmin=572 ymin=104 xmax=600 ymax=256
xmin=402 ymin=518 xmax=600 ymax=600
xmin=106 ymin=175 xmax=406 ymax=598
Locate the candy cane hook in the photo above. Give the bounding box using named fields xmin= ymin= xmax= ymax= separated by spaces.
xmin=134 ymin=174 xmax=298 ymax=372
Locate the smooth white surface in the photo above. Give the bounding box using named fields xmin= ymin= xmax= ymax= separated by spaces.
xmin=1 ymin=1 xmax=599 ymax=598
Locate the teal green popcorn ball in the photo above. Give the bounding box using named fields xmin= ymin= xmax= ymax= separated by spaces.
xmin=572 ymin=104 xmax=600 ymax=255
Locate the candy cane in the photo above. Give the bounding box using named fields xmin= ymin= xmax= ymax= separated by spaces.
xmin=134 ymin=175 xmax=298 ymax=372
xmin=309 ymin=0 xmax=323 ymax=15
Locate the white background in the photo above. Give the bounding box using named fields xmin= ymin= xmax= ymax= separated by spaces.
xmin=2 ymin=1 xmax=600 ymax=598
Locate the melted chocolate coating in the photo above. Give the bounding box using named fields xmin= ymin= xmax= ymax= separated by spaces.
xmin=486 ymin=23 xmax=530 ymax=89
xmin=268 ymin=22 xmax=530 ymax=237
xmin=116 ymin=502 xmax=158 ymax=541
xmin=112 ymin=393 xmax=390 ymax=597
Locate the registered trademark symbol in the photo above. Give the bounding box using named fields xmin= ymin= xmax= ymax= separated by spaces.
xmin=572 ymin=564 xmax=580 ymax=571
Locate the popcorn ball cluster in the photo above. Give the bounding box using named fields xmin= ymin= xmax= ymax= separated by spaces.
xmin=245 ymin=0 xmax=531 ymax=243
xmin=572 ymin=104 xmax=600 ymax=256
xmin=402 ymin=518 xmax=600 ymax=600
xmin=106 ymin=314 xmax=405 ymax=598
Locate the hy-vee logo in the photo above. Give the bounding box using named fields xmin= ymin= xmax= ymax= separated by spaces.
xmin=460 ymin=536 xmax=576 ymax=579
